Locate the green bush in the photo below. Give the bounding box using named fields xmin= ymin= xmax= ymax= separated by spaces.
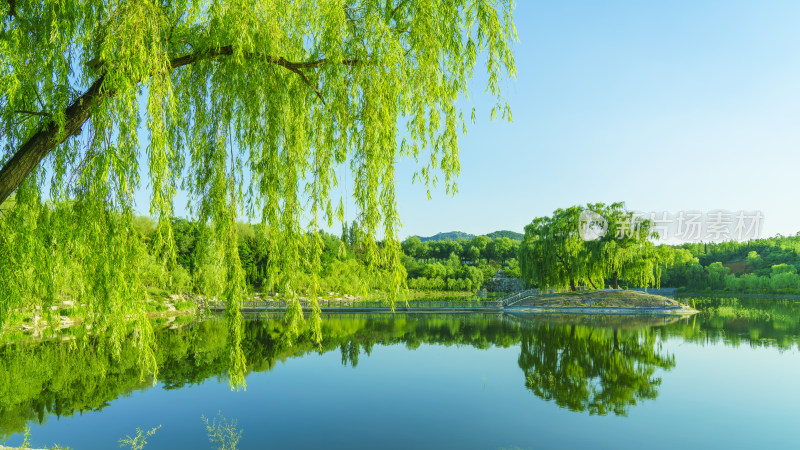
xmin=173 ymin=300 xmax=195 ymax=310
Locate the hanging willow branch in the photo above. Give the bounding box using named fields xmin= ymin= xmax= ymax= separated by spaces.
xmin=0 ymin=46 xmax=360 ymax=204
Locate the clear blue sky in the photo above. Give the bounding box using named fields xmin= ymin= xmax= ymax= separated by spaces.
xmin=393 ymin=0 xmax=800 ymax=240
xmin=131 ymin=1 xmax=800 ymax=241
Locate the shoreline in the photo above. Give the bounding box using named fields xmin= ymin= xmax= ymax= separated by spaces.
xmin=504 ymin=305 xmax=699 ymax=316
xmin=677 ymin=290 xmax=800 ymax=300
xmin=2 ymin=290 xmax=698 ymax=342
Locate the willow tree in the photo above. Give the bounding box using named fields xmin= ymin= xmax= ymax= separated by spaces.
xmin=586 ymin=202 xmax=662 ymax=289
xmin=0 ymin=0 xmax=517 ymax=384
xmin=518 ymin=206 xmax=599 ymax=291
xmin=519 ymin=203 xmax=662 ymax=291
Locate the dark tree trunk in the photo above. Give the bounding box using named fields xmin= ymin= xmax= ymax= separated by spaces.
xmin=612 ymin=271 xmax=620 ymax=289
xmin=569 ymin=278 xmax=576 ymax=292
xmin=0 ymin=75 xmax=106 ymax=204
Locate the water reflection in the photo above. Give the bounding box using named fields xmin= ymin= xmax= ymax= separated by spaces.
xmin=663 ymin=297 xmax=800 ymax=350
xmin=1 ymin=298 xmax=798 ymax=438
xmin=515 ymin=319 xmax=674 ymax=416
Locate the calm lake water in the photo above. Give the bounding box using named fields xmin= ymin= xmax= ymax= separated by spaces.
xmin=1 ymin=297 xmax=799 ymax=449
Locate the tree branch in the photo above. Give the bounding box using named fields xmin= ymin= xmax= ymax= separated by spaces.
xmin=14 ymin=110 xmax=50 ymax=117
xmin=170 ymin=45 xmax=359 ymax=70
xmin=0 ymin=46 xmax=359 ymax=204
xmin=284 ymin=66 xmax=326 ymax=105
xmin=390 ymin=0 xmax=410 ymax=20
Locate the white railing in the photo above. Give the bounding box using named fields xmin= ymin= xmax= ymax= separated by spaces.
xmin=499 ymin=289 xmax=540 ymax=307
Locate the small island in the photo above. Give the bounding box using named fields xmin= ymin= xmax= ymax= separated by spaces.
xmin=506 ymin=290 xmax=699 ymax=316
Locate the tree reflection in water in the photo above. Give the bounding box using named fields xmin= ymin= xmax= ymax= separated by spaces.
xmin=2 ymin=298 xmax=798 ymax=437
xmin=515 ymin=318 xmax=675 ymax=416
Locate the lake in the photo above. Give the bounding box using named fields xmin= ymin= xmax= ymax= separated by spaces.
xmin=1 ymin=297 xmax=798 ymax=449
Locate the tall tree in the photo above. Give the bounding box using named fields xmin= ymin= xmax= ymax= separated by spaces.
xmin=588 ymin=202 xmax=660 ymax=289
xmin=519 ymin=203 xmax=662 ymax=291
xmin=0 ymin=0 xmax=517 ymax=383
xmin=469 ymin=235 xmax=490 ymax=260
xmin=518 ymin=206 xmax=587 ymax=290
xmin=401 ymin=236 xmax=423 ymax=260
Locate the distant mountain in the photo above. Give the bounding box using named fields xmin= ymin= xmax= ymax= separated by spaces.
xmin=417 ymin=231 xmax=476 ymax=242
xmin=485 ymin=230 xmax=524 ymax=241
xmin=415 ymin=229 xmax=523 ymax=242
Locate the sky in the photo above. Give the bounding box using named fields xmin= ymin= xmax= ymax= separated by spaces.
xmin=391 ymin=0 xmax=800 ymax=240
xmin=125 ymin=0 xmax=800 ymax=242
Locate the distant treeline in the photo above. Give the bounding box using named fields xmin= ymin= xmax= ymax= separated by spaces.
xmin=113 ymin=213 xmax=800 ymax=295
xmin=415 ymin=230 xmax=523 ymax=242
xmin=400 ymin=236 xmax=520 ymax=291
xmin=47 ymin=203 xmax=800 ymax=296
xmin=511 ymin=203 xmax=800 ymax=294
xmin=660 ymin=234 xmax=800 ymax=293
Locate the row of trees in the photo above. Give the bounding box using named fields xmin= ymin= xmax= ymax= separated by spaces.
xmin=134 ymin=217 xmax=395 ymax=297
xmin=403 ymin=254 xmax=488 ymax=292
xmin=400 ymin=235 xmax=523 ymax=292
xmin=161 ymin=205 xmax=800 ymax=295
xmin=401 ymin=235 xmax=519 ymax=264
xmin=679 ymin=236 xmax=800 ymax=269
xmin=659 ymin=242 xmax=800 ymax=293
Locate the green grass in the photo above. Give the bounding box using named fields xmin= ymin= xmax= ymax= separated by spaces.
xmin=173 ymin=300 xmax=196 ymax=310
xmin=517 ymin=290 xmax=680 ymax=308
xmin=147 ymin=303 xmax=170 ymax=312
xmin=59 ymin=307 xmax=79 ymax=317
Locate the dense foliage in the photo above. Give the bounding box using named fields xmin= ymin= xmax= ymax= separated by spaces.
xmin=518 ymin=203 xmax=664 ymax=291
xmin=658 ymin=234 xmax=800 ymax=293
xmin=515 ymin=203 xmax=800 ymax=294
xmin=0 ymin=0 xmax=517 ymax=385
xmin=400 ymin=235 xmax=521 ymax=291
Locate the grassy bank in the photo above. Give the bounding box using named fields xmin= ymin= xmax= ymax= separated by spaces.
xmin=515 ymin=290 xmax=681 ymax=308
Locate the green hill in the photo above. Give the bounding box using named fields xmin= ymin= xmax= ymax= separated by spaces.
xmin=418 ymin=231 xmax=475 ymax=242
xmin=416 ymin=230 xmax=523 ymax=242
xmin=485 ymin=230 xmax=523 ymax=241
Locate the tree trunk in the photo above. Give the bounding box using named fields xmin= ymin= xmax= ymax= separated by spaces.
xmin=0 ymin=75 xmax=106 ymax=204
xmin=569 ymin=278 xmax=576 ymax=292
xmin=612 ymin=271 xmax=620 ymax=289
